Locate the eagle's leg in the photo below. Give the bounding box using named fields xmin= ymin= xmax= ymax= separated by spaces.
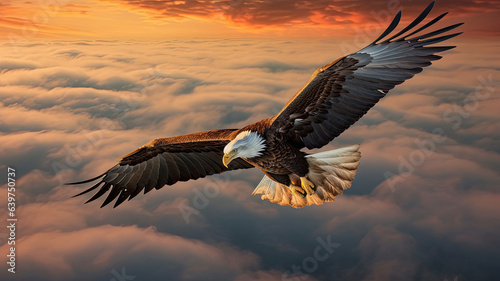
xmin=300 ymin=177 xmax=316 ymax=195
xmin=263 ymin=171 xmax=306 ymax=198
xmin=287 ymin=173 xmax=306 ymax=197
xmin=289 ymin=185 xmax=306 ymax=198
xmin=281 ymin=151 xmax=316 ymax=195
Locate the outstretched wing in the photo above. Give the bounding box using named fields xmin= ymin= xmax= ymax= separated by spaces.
xmin=68 ymin=129 xmax=254 ymax=208
xmin=271 ymin=1 xmax=462 ymax=149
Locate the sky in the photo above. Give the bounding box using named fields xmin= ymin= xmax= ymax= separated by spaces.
xmin=0 ymin=0 xmax=499 ymax=280
xmin=1 ymin=0 xmax=499 ymax=39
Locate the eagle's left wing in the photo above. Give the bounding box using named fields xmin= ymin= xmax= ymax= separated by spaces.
xmin=270 ymin=1 xmax=462 ymax=149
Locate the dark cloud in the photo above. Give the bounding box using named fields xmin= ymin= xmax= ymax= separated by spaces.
xmin=0 ymin=59 xmax=38 ymax=71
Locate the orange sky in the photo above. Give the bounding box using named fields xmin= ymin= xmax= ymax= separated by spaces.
xmin=0 ymin=0 xmax=498 ymax=40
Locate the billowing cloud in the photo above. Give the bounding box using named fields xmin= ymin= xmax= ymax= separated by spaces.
xmin=0 ymin=225 xmax=260 ymax=281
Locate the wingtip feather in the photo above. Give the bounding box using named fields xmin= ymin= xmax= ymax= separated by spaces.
xmin=384 ymin=1 xmax=435 ymax=43
xmin=64 ymin=172 xmax=106 ymax=185
xmin=371 ymin=10 xmax=401 ymax=45
xmin=71 ymin=181 xmax=103 ymax=198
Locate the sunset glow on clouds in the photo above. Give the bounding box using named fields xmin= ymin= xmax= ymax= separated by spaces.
xmin=1 ymin=0 xmax=499 ymax=40
xmin=0 ymin=1 xmax=500 ymax=281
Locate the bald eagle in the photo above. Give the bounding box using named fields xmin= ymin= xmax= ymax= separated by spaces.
xmin=69 ymin=2 xmax=462 ymax=208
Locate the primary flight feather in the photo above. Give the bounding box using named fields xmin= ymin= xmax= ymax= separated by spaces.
xmin=68 ymin=2 xmax=462 ymax=208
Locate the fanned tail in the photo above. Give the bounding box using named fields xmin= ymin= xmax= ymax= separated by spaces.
xmin=252 ymin=145 xmax=361 ymax=208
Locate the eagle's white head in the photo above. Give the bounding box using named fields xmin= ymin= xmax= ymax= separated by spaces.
xmin=222 ymin=131 xmax=266 ymax=167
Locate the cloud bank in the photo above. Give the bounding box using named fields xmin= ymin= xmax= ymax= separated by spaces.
xmin=0 ymin=35 xmax=499 ymax=281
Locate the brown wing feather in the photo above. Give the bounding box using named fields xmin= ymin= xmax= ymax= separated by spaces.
xmin=270 ymin=1 xmax=462 ymax=149
xmin=68 ymin=129 xmax=254 ymax=208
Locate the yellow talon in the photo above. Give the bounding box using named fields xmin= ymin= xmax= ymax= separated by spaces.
xmin=300 ymin=176 xmax=316 ymax=195
xmin=290 ymin=185 xmax=306 ymax=198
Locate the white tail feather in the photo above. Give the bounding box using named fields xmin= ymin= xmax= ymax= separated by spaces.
xmin=252 ymin=145 xmax=361 ymax=208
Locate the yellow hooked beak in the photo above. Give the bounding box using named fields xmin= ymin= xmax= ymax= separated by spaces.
xmin=222 ymin=151 xmax=237 ymax=168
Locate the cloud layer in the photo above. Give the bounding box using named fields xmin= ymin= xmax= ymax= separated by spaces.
xmin=0 ymin=33 xmax=499 ymax=281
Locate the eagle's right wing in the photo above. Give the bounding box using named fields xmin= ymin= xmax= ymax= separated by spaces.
xmin=68 ymin=129 xmax=254 ymax=208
